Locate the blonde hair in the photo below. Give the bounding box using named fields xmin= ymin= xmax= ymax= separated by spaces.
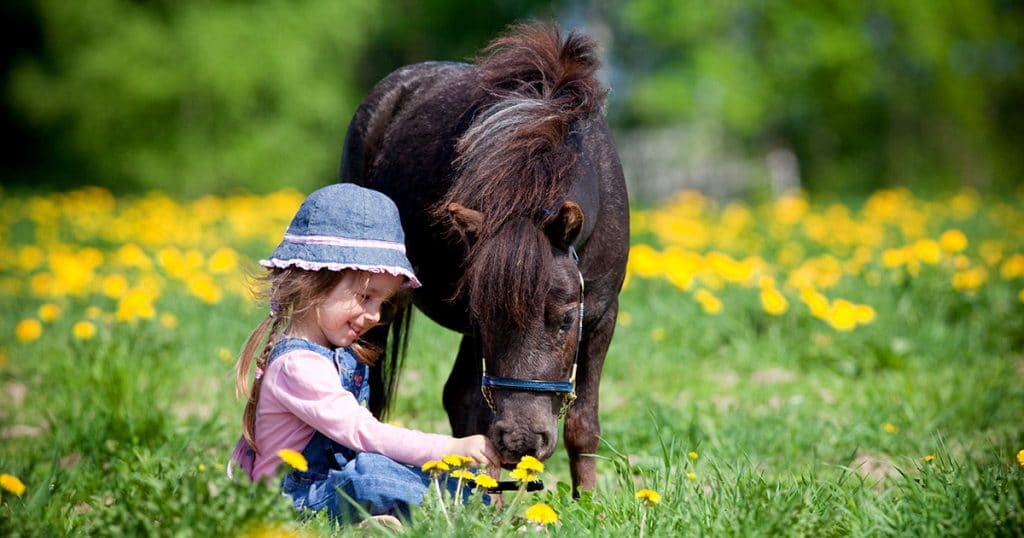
xmin=234 ymin=267 xmax=386 ymax=454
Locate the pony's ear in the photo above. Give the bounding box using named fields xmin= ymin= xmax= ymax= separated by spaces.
xmin=545 ymin=200 xmax=584 ymax=250
xmin=448 ymin=203 xmax=483 ymax=245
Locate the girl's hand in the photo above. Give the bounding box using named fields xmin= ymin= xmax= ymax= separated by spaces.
xmin=445 ymin=434 xmax=501 ymax=471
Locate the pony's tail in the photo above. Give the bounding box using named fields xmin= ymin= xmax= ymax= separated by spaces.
xmin=235 ymin=314 xmax=285 ymax=454
xmin=367 ymin=297 xmax=413 ymax=420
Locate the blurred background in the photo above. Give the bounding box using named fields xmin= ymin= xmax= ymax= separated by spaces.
xmin=1 ymin=0 xmax=1021 ymax=201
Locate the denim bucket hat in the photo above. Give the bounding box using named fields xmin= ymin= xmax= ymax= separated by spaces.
xmin=260 ymin=183 xmax=421 ymax=288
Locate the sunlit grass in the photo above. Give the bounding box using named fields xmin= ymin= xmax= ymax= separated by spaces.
xmin=1 ymin=186 xmax=1022 ymax=535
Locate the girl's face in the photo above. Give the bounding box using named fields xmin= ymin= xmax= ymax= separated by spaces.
xmin=296 ymin=271 xmax=404 ymax=349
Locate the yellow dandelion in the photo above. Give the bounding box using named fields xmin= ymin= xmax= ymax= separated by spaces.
xmin=516 ymin=455 xmax=545 ymax=473
xmin=686 ymin=471 xmax=697 ymax=481
xmin=217 ymin=347 xmax=234 ymax=363
xmin=0 ymin=473 xmax=26 ymax=496
xmin=197 ymin=464 xmax=207 ymax=473
xmin=922 ymin=454 xmax=935 ymax=463
xmin=524 ymin=502 xmax=559 ymax=526
xmin=450 ymin=469 xmax=475 ymax=481
xmin=474 ymin=474 xmax=498 ymax=489
xmin=72 ymin=321 xmax=97 ymax=341
xmin=939 ymin=229 xmax=968 ymax=253
xmin=694 ymin=288 xmax=723 ymax=315
xmin=442 ymin=454 xmax=474 ymax=468
xmin=854 ymin=304 xmax=876 ymax=325
xmin=688 ymin=451 xmax=699 ymax=460
xmin=101 ymin=274 xmax=130 ymax=299
xmin=15 ymin=319 xmax=42 ymax=343
xmin=421 ymin=460 xmax=450 ymax=473
xmin=276 ymin=449 xmax=308 ymax=472
xmin=1019 ymin=289 xmax=1024 ymax=303
xmin=1017 ymin=449 xmax=1024 ymax=467
xmin=650 ymin=327 xmax=665 ymax=342
xmin=510 ymin=467 xmax=538 ymax=483
xmin=208 ymin=247 xmax=239 ymax=274
xmin=882 ymin=422 xmax=898 ymax=434
xmin=38 ymin=303 xmax=61 ymax=322
xmin=759 ymin=286 xmax=789 ymax=315
xmin=826 ymin=299 xmax=858 ymax=331
xmin=635 ymin=488 xmax=661 ymax=504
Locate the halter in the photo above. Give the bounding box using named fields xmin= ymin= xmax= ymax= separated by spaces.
xmin=480 ymin=246 xmax=584 ymax=419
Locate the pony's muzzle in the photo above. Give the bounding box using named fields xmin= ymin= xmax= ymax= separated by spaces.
xmin=491 ymin=419 xmax=557 ymax=465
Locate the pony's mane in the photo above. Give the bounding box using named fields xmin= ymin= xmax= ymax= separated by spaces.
xmin=434 ymin=22 xmax=605 ymax=329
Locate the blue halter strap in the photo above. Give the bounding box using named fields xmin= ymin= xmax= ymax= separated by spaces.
xmin=480 ymin=246 xmax=584 ymax=418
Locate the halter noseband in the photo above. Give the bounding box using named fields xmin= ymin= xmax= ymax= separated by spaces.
xmin=480 ymin=246 xmax=584 ymax=419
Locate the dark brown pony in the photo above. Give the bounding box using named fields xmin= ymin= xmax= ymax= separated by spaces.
xmin=339 ymin=22 xmax=628 ymax=495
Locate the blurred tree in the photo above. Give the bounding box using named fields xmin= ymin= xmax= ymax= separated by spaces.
xmin=8 ymin=0 xmax=382 ymax=194
xmin=607 ymin=0 xmax=1024 ymax=193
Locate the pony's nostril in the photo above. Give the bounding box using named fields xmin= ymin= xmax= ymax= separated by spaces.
xmin=536 ymin=430 xmax=550 ymax=451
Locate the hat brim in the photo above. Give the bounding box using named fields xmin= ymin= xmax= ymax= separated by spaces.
xmin=260 ymin=243 xmax=421 ymax=288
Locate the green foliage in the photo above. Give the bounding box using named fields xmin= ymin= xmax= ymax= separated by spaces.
xmin=610 ymin=0 xmax=1024 ymax=193
xmin=9 ymin=0 xmax=381 ymax=195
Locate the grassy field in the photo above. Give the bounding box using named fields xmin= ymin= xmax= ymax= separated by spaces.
xmin=1 ymin=186 xmax=1022 ymax=536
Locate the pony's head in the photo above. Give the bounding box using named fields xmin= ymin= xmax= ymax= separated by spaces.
xmin=448 ymin=200 xmax=585 ymax=464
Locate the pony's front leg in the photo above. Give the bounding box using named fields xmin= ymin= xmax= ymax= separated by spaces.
xmin=564 ymin=301 xmax=616 ymax=496
xmin=443 ymin=335 xmax=493 ymax=437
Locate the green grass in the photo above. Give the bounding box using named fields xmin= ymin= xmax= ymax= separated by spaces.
xmin=1 ymin=189 xmax=1023 ymax=536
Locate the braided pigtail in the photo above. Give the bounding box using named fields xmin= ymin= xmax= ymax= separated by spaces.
xmin=236 ymin=300 xmax=287 ymax=454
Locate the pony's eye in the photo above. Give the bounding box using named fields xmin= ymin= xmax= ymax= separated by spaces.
xmin=559 ymin=310 xmax=575 ymax=331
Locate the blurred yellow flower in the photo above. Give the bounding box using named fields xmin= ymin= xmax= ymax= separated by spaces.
xmin=686 ymin=471 xmax=697 ymax=481
xmin=636 ymin=488 xmax=661 ymax=504
xmin=650 ymin=328 xmax=666 ymax=342
xmin=854 ymin=304 xmax=876 ymax=325
xmin=799 ymin=286 xmax=830 ymax=319
xmin=276 ymin=449 xmax=308 ymax=472
xmin=922 ymin=454 xmax=935 ymax=463
xmin=688 ymin=451 xmax=699 ymax=460
xmin=524 ymin=503 xmax=558 ymax=525
xmin=160 ymin=312 xmax=178 ymax=329
xmin=759 ymin=286 xmax=788 ymax=315
xmin=15 ymin=319 xmax=42 ymax=342
xmin=912 ymin=239 xmax=940 ymax=264
xmin=208 ymin=247 xmax=239 ymax=274
xmin=694 ymin=288 xmax=723 ymax=315
xmin=186 ymin=274 xmax=222 ymax=304
xmin=617 ymin=311 xmax=632 ymax=327
xmin=116 ymin=288 xmax=157 ymax=322
xmin=952 ymin=267 xmax=987 ymax=292
xmin=882 ymin=422 xmax=897 ymax=434
xmin=628 ymin=244 xmax=662 ymax=278
xmin=17 ymin=245 xmax=44 ymax=271
xmin=101 ymin=274 xmax=129 ymax=298
xmin=38 ymin=303 xmax=61 ymax=322
xmin=826 ymin=300 xmax=858 ymax=331
xmin=1000 ymin=254 xmax=1024 ymax=280
xmin=86 ymin=306 xmax=103 ymax=319
xmin=0 ymin=473 xmax=26 ymax=496
xmin=1017 ymin=449 xmax=1024 ymax=467
xmin=114 ymin=243 xmax=152 ymax=270
xmin=939 ymin=229 xmax=968 ymax=253
xmin=72 ymin=321 xmax=97 ymax=341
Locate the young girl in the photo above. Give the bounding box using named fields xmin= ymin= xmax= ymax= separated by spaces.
xmin=229 ymin=183 xmax=499 ymax=525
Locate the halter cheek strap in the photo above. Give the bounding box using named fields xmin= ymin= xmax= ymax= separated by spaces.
xmin=480 ymin=246 xmax=584 ymax=419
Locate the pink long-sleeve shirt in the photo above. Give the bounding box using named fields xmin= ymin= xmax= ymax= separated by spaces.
xmin=230 ymin=348 xmax=452 ymax=482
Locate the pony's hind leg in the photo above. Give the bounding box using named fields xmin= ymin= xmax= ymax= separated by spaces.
xmin=442 ymin=335 xmax=493 ymax=438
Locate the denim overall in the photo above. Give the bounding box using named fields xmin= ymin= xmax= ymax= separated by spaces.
xmin=272 ymin=338 xmax=436 ymax=523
